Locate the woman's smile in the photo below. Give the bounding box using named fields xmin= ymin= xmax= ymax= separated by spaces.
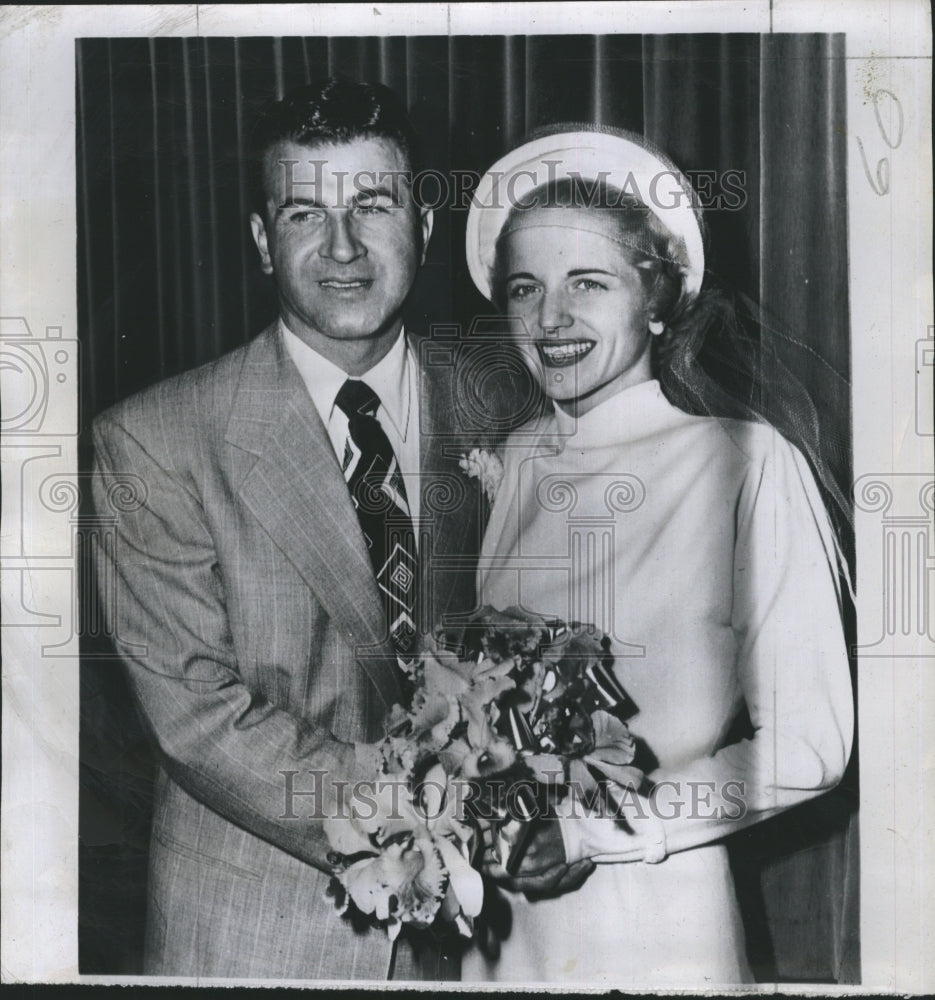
xmin=537 ymin=340 xmax=596 ymax=367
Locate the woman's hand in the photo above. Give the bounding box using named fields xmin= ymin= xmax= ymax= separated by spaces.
xmin=478 ymin=818 xmax=595 ymax=896
xmin=501 ymin=787 xmax=667 ymax=872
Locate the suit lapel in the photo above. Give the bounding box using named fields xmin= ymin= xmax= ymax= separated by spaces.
xmin=225 ymin=327 xmax=402 ymax=711
xmin=417 ymin=354 xmax=482 ymax=625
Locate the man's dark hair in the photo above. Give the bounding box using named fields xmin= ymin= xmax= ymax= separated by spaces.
xmin=249 ymin=78 xmax=423 ymax=215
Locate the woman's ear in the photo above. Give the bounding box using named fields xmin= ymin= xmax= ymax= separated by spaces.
xmin=647 ymin=265 xmax=682 ymax=327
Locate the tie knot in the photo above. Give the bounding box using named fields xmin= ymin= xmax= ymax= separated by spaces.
xmin=335 ymin=379 xmax=380 ymax=419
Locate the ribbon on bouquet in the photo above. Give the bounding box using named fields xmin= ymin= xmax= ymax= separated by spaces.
xmin=495 ymin=653 xmax=637 ymax=874
xmin=584 ymin=659 xmax=638 ymax=717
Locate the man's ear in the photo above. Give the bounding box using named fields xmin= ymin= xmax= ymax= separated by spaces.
xmin=249 ymin=212 xmax=274 ymax=274
xmin=418 ymin=207 xmax=434 ymax=265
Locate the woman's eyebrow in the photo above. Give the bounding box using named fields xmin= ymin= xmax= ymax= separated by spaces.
xmin=506 ymin=267 xmax=619 ymax=282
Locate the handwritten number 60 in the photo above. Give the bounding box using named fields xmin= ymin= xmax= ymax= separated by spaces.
xmin=857 ymin=88 xmax=904 ymax=196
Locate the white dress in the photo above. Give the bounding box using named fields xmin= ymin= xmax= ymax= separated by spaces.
xmin=460 ymin=379 xmax=853 ymax=987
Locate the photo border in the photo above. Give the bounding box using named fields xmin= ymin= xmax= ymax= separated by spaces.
xmin=1 ymin=1 xmax=932 ymax=990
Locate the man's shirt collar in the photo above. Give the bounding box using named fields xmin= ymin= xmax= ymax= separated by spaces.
xmin=280 ymin=319 xmax=411 ymax=440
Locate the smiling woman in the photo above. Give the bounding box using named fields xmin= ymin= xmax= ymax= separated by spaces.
xmin=497 ymin=209 xmax=655 ymax=412
xmin=490 ymin=181 xmax=684 ymax=415
xmin=459 ymin=127 xmax=855 ymax=986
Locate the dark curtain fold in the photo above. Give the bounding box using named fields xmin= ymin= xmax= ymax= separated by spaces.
xmin=77 ymin=34 xmax=857 ymax=981
xmin=756 ymin=37 xmax=859 ymax=984
xmin=643 ymin=34 xmax=762 ymax=296
xmin=760 ymin=34 xmax=853 ymax=507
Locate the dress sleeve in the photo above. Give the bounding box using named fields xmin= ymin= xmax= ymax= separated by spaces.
xmin=561 ymin=430 xmax=854 ymax=864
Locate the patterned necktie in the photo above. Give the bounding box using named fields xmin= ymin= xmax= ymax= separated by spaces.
xmin=335 ymin=378 xmax=418 ymax=659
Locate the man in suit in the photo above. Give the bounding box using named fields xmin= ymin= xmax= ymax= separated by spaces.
xmin=91 ymin=79 xmax=495 ymax=980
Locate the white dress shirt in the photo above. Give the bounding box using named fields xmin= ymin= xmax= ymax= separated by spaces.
xmin=280 ymin=320 xmax=421 ymax=530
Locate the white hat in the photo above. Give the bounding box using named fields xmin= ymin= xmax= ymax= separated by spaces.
xmin=465 ymin=126 xmax=705 ymax=302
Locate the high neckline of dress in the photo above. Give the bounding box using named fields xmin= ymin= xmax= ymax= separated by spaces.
xmin=547 ymin=378 xmax=680 ymax=449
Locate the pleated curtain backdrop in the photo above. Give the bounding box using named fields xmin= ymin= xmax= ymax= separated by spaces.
xmin=77 ymin=34 xmax=858 ymax=980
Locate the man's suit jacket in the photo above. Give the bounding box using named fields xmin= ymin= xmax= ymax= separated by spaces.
xmin=91 ymin=323 xmax=495 ymax=980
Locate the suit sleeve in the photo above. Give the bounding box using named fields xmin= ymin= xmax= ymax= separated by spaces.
xmin=561 ymin=433 xmax=854 ymax=863
xmin=92 ymin=411 xmax=363 ymax=873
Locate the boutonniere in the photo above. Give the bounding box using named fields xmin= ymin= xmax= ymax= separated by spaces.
xmin=459 ymin=448 xmax=504 ymax=504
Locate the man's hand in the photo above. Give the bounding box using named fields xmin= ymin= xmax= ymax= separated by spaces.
xmin=479 ymin=819 xmax=595 ymax=897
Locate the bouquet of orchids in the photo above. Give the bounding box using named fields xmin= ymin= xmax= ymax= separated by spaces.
xmin=323 ymin=606 xmax=642 ymax=941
